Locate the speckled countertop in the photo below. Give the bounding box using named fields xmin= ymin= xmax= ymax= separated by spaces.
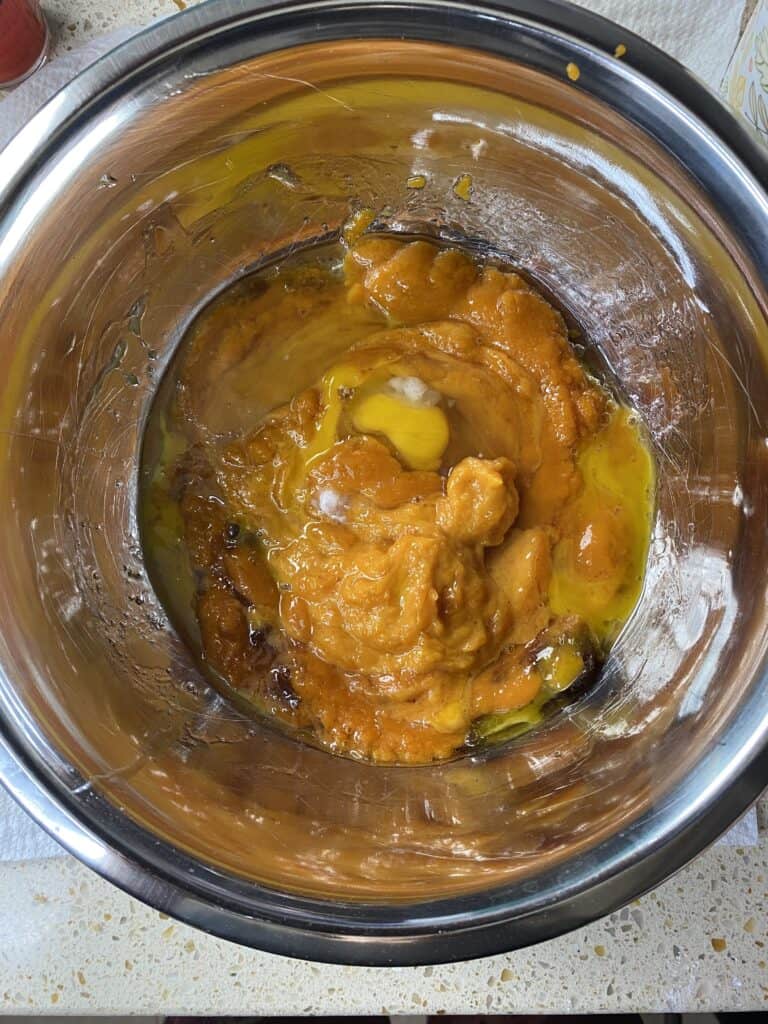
xmin=42 ymin=0 xmax=194 ymax=50
xmin=1 ymin=830 xmax=767 ymax=1014
xmin=0 ymin=0 xmax=767 ymax=1015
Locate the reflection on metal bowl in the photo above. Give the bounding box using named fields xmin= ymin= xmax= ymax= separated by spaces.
xmin=0 ymin=0 xmax=767 ymax=966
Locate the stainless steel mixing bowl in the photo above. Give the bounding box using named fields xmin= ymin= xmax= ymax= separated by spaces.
xmin=1 ymin=0 xmax=768 ymax=965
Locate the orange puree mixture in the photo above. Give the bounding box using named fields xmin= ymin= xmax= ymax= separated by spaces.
xmin=143 ymin=237 xmax=653 ymax=763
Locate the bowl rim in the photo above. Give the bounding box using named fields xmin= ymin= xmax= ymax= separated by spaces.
xmin=1 ymin=0 xmax=768 ymax=966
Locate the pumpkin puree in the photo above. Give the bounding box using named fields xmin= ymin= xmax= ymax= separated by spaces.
xmin=143 ymin=237 xmax=653 ymax=763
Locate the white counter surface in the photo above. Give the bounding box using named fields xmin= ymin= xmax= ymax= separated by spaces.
xmin=1 ymin=0 xmax=766 ymax=1014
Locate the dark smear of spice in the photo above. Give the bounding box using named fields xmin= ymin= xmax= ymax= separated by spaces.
xmin=248 ymin=624 xmax=268 ymax=648
xmin=270 ymin=664 xmax=300 ymax=709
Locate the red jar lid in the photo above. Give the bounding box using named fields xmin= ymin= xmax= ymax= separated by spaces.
xmin=0 ymin=0 xmax=49 ymax=88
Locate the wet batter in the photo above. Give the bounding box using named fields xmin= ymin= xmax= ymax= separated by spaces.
xmin=142 ymin=237 xmax=654 ymax=763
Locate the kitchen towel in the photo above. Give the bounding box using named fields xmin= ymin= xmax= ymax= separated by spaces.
xmin=573 ymin=0 xmax=747 ymax=88
xmin=0 ymin=787 xmax=63 ymax=860
xmin=722 ymin=0 xmax=768 ymax=136
xmin=0 ymin=1 xmax=759 ymax=860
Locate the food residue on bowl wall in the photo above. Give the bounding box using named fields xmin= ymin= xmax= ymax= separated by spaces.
xmin=452 ymin=172 xmax=473 ymax=201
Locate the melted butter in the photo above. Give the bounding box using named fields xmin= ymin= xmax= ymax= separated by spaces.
xmin=537 ymin=643 xmax=585 ymax=691
xmin=474 ymin=642 xmax=587 ymax=741
xmin=549 ymin=406 xmax=654 ymax=647
xmin=302 ymin=365 xmax=361 ymax=472
xmin=287 ymin=362 xmax=384 ymax=496
xmin=473 ymin=685 xmax=545 ymax=739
